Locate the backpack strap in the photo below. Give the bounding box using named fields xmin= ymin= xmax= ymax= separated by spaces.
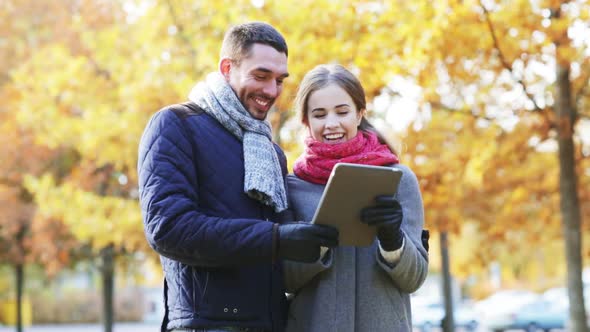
xmin=169 ymin=101 xmax=205 ymax=120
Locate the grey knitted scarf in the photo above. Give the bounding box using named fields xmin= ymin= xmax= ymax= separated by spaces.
xmin=188 ymin=72 xmax=288 ymax=212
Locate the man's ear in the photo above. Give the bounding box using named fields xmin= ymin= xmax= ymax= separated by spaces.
xmin=219 ymin=58 xmax=232 ymax=80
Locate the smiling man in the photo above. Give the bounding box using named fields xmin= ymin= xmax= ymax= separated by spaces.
xmin=221 ymin=42 xmax=289 ymax=120
xmin=137 ymin=22 xmax=339 ymax=332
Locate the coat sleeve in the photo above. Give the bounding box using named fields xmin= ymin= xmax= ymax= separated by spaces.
xmin=137 ymin=108 xmax=275 ymax=267
xmin=283 ymin=253 xmax=332 ymax=293
xmin=277 ymin=190 xmax=332 ymax=293
xmin=375 ymin=164 xmax=429 ymax=293
xmin=279 ymin=207 xmax=333 ymax=293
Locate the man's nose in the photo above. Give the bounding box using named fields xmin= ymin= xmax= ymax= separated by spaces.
xmin=262 ymin=80 xmax=278 ymax=97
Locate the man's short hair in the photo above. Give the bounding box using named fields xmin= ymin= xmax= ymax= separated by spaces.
xmin=220 ymin=22 xmax=288 ymax=65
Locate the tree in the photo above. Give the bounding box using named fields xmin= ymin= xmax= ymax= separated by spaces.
xmin=2 ymin=45 xmax=83 ymax=327
xmin=2 ymin=1 xmax=146 ymax=331
xmin=0 ymin=107 xmax=79 ymax=332
xmin=394 ymin=0 xmax=590 ymax=328
xmin=3 ymin=1 xmax=589 ymax=330
xmin=7 ymin=2 xmax=437 ymax=328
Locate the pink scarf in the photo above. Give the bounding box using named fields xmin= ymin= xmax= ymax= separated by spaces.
xmin=293 ymin=131 xmax=399 ymax=184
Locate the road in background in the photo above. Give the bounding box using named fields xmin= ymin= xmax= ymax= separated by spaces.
xmin=0 ymin=322 xmax=160 ymax=332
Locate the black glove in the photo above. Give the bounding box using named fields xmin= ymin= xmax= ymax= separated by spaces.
xmin=277 ymin=223 xmax=339 ymax=263
xmin=421 ymin=229 xmax=430 ymax=252
xmin=360 ymin=195 xmax=404 ymax=251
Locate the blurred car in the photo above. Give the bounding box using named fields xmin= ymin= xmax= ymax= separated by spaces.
xmin=544 ymin=285 xmax=590 ymax=329
xmin=475 ymin=289 xmax=540 ymax=329
xmin=486 ymin=298 xmax=567 ymax=332
xmin=412 ymin=300 xmax=479 ymax=332
xmin=475 ymin=289 xmax=540 ymax=314
xmin=543 ymin=284 xmax=590 ymax=307
xmin=542 ymin=287 xmax=568 ymax=307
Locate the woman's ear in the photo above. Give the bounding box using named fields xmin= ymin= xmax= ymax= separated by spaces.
xmin=357 ymin=109 xmax=366 ymax=126
xmin=219 ymin=58 xmax=232 ymax=80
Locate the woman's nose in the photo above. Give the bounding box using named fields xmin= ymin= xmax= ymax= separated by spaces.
xmin=324 ymin=113 xmax=339 ymax=128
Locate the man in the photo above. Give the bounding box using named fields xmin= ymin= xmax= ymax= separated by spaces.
xmin=137 ymin=22 xmax=339 ymax=332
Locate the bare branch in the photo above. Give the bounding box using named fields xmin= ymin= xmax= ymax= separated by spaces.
xmin=0 ymin=177 xmax=19 ymax=188
xmin=165 ymin=0 xmax=197 ymax=75
xmin=429 ymin=101 xmax=497 ymax=122
xmin=479 ymin=1 xmax=544 ymax=112
xmin=88 ymin=58 xmax=112 ymax=81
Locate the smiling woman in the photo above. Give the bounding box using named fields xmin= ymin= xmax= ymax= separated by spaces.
xmin=306 ymin=84 xmax=364 ymax=144
xmin=282 ymin=63 xmax=429 ymax=332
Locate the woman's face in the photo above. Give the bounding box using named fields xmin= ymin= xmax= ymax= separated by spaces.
xmin=306 ymin=84 xmax=364 ymax=144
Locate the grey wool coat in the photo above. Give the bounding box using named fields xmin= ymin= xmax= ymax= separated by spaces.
xmin=283 ymin=164 xmax=428 ymax=332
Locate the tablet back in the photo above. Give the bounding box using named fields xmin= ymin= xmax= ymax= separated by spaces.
xmin=311 ymin=163 xmax=403 ymax=246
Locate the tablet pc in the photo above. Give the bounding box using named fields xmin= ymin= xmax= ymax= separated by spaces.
xmin=311 ymin=163 xmax=402 ymax=246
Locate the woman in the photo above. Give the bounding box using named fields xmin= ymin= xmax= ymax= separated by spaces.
xmin=284 ymin=64 xmax=428 ymax=332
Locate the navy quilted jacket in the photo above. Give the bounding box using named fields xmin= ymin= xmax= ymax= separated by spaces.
xmin=137 ymin=102 xmax=288 ymax=332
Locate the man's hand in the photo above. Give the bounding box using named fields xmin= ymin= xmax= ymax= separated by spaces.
xmin=360 ymin=195 xmax=404 ymax=251
xmin=277 ymin=223 xmax=339 ymax=263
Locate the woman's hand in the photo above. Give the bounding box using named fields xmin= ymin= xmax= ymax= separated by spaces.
xmin=360 ymin=195 xmax=404 ymax=251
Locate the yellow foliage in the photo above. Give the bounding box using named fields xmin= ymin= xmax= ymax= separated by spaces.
xmin=1 ymin=0 xmax=589 ymax=288
xmin=464 ymin=141 xmax=498 ymax=187
xmin=24 ymin=174 xmax=144 ymax=252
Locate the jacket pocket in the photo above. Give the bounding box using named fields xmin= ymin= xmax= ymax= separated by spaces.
xmin=198 ymin=268 xmax=261 ymax=321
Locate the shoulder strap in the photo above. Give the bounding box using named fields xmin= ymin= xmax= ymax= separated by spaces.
xmin=169 ymin=101 xmax=204 ymax=119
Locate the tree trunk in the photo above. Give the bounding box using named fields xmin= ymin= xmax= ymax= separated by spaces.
xmin=14 ymin=263 xmax=23 ymax=332
xmin=555 ymin=63 xmax=588 ymax=332
xmin=100 ymin=244 xmax=115 ymax=332
xmin=440 ymin=231 xmax=455 ymax=332
xmin=14 ymin=219 xmax=27 ymax=332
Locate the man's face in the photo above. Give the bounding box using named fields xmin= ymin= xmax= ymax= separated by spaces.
xmin=221 ymin=44 xmax=289 ymax=120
